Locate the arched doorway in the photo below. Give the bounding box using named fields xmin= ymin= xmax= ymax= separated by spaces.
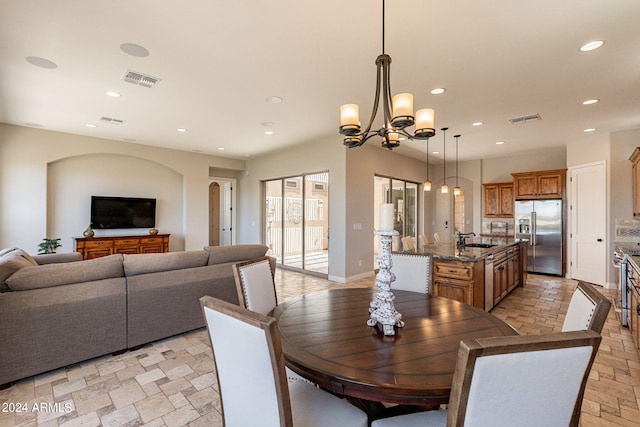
xmin=209 ymin=178 xmax=236 ymax=246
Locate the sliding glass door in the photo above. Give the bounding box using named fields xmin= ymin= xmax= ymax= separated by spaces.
xmin=264 ymin=172 xmax=329 ymax=275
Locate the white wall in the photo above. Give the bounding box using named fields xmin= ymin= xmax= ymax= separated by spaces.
xmin=0 ymin=124 xmax=245 ymax=253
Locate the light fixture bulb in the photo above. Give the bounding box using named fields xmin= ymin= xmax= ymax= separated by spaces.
xmin=424 ymin=180 xmax=432 ymax=192
xmin=454 ymin=186 xmax=461 ymax=196
xmin=441 ymin=184 xmax=449 ymax=194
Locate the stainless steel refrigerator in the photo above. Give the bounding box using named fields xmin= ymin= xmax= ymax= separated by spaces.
xmin=514 ymin=199 xmax=563 ymax=275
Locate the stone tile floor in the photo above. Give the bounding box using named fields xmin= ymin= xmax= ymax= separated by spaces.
xmin=1 ymin=271 xmax=638 ymax=426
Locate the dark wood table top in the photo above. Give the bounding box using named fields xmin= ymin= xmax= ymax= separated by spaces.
xmin=272 ymin=288 xmax=518 ymax=406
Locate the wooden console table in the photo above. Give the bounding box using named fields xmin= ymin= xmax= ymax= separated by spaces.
xmin=73 ymin=234 xmax=170 ymax=260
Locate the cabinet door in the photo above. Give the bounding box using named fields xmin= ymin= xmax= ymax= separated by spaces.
xmin=630 ymin=289 xmax=639 ymax=350
xmin=513 ymin=175 xmax=538 ymax=199
xmin=538 ymin=172 xmax=563 ymax=198
xmin=499 ymin=184 xmax=514 ymax=217
xmin=433 ymin=280 xmax=471 ymax=305
xmin=633 ymin=162 xmax=640 ymax=217
xmin=483 ymin=184 xmax=499 ymax=217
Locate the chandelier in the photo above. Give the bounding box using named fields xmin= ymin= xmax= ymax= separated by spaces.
xmin=339 ymin=0 xmax=435 ymax=149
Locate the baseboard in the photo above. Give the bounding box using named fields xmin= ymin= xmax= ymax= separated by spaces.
xmin=329 ymin=270 xmax=375 ymax=284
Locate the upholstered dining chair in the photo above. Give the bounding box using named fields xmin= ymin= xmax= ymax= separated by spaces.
xmin=232 ymin=256 xmax=312 ymax=384
xmin=200 ymin=296 xmax=368 ymax=427
xmin=371 ymin=330 xmax=602 ymax=427
xmin=562 ymin=280 xmax=611 ymax=333
xmin=419 ymin=233 xmax=429 ymax=248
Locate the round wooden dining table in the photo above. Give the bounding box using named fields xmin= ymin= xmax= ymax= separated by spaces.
xmin=271 ymin=287 xmax=517 ymax=407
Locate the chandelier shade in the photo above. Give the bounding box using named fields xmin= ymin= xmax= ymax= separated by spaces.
xmin=339 ymin=0 xmax=435 ymax=149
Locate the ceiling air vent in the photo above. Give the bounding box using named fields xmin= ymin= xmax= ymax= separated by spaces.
xmin=99 ymin=116 xmax=125 ymax=125
xmin=509 ymin=113 xmax=541 ymax=124
xmin=122 ymin=69 xmax=161 ymax=88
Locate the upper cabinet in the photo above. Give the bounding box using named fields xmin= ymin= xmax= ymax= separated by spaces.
xmin=511 ymin=169 xmax=566 ymax=199
xmin=483 ymin=182 xmax=514 ymax=218
xmin=630 ymin=148 xmax=640 ymax=217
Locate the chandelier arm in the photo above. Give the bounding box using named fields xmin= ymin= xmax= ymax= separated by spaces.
xmin=382 ymin=58 xmax=394 ymax=129
xmin=358 ymin=58 xmax=386 ymax=138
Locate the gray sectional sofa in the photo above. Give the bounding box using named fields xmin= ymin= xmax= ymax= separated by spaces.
xmin=0 ymin=244 xmax=269 ymax=387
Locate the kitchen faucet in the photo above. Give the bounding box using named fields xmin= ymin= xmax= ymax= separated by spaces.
xmin=457 ymin=232 xmax=476 ymax=249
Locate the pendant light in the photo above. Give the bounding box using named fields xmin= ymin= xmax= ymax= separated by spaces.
xmin=440 ymin=128 xmax=449 ymax=194
xmin=424 ymin=138 xmax=432 ymax=191
xmin=453 ymin=134 xmax=461 ymax=196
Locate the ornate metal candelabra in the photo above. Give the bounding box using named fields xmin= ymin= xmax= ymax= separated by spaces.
xmin=368 ymin=230 xmax=404 ymax=335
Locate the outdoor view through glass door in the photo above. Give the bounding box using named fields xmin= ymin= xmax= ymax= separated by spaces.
xmin=373 ymin=175 xmax=417 ymax=266
xmin=264 ymin=172 xmax=329 ymax=275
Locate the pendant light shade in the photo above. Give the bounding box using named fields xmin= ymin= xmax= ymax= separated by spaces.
xmin=440 ymin=128 xmax=449 ymax=193
xmin=424 ymin=138 xmax=432 ymax=191
xmin=453 ymin=134 xmax=461 ymax=196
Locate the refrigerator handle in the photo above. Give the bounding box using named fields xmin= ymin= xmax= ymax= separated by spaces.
xmin=531 ymin=211 xmax=536 ymax=246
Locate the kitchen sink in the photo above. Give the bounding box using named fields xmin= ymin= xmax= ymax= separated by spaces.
xmin=464 ymin=243 xmax=497 ymax=248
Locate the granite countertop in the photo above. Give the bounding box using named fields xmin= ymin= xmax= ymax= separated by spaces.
xmin=395 ymin=238 xmax=523 ymax=262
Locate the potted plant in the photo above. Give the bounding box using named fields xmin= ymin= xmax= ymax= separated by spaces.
xmin=38 ymin=238 xmax=62 ymax=254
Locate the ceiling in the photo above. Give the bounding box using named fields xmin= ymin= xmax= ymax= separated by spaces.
xmin=1 ymin=0 xmax=639 ymax=163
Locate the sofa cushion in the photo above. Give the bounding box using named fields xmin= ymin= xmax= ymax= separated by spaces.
xmin=123 ymin=251 xmax=210 ymax=277
xmin=6 ymin=254 xmax=124 ymax=291
xmin=33 ymin=252 xmax=83 ymax=265
xmin=205 ymin=244 xmax=268 ymax=265
xmin=0 ymin=248 xmax=38 ymax=292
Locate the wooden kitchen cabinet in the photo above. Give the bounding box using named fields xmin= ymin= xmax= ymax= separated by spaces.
xmin=483 ymin=182 xmax=514 ymax=218
xmin=629 ymin=147 xmax=640 ymax=217
xmin=74 ymin=234 xmax=170 ymax=260
xmin=630 ymin=286 xmax=640 ymax=351
xmin=432 ymin=259 xmax=484 ymax=309
xmin=511 ymin=169 xmax=566 ymax=199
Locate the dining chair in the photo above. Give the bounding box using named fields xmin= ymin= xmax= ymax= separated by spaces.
xmin=433 ymin=232 xmax=441 ymax=242
xmin=371 ymin=330 xmax=602 ymax=427
xmin=200 ymin=296 xmax=368 ymax=427
xmin=390 ymin=253 xmax=430 ymax=294
xmin=232 ymin=256 xmax=312 ymax=384
xmin=401 ymin=236 xmax=416 ymax=251
xmin=419 ymin=233 xmax=429 ymax=247
xmin=562 ymin=280 xmax=611 ymax=333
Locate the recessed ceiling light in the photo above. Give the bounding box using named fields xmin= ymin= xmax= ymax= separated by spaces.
xmin=105 ymin=91 xmax=121 ymax=97
xmin=218 ymin=147 xmax=225 ymax=151
xmin=25 ymin=56 xmax=57 ymax=69
xmin=579 ymin=40 xmax=604 ymax=52
xmin=584 ymin=128 xmax=596 ymax=132
xmin=430 ymin=88 xmax=446 ymax=95
xmin=177 ymin=128 xmax=187 ymax=132
xmin=264 ymin=130 xmax=274 ymax=135
xmin=85 ymin=124 xmax=97 ymax=128
xmin=120 ymin=43 xmax=150 ymax=58
xmin=496 ymin=141 xmax=505 ymax=145
xmin=582 ymin=99 xmax=599 ymax=105
xmin=265 ymin=96 xmax=283 ymax=104
xmin=261 ymin=121 xmax=275 ymax=127
xmin=472 ymin=122 xmax=484 ymax=126
xmin=432 ymin=151 xmax=439 ymax=154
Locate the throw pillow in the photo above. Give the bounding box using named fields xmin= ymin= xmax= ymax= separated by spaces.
xmin=0 ymin=248 xmax=38 ymax=292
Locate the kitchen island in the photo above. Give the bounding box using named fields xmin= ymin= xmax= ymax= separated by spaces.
xmin=391 ymin=238 xmax=527 ymax=311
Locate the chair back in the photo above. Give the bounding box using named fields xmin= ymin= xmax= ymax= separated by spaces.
xmin=562 ymin=281 xmax=611 ymax=333
xmin=419 ymin=233 xmax=429 ymax=247
xmin=401 ymin=236 xmax=415 ymax=251
xmin=448 ymin=330 xmax=601 ymax=427
xmin=433 ymin=232 xmax=441 ymax=242
xmin=200 ymin=296 xmax=292 ymax=426
xmin=391 ymin=253 xmax=430 ymax=293
xmin=233 ymin=256 xmax=277 ymax=315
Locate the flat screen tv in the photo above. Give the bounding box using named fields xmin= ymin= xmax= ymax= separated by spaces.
xmin=91 ymin=196 xmax=156 ymax=229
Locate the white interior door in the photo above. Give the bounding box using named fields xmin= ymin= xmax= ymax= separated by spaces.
xmin=570 ymin=162 xmax=606 ymax=285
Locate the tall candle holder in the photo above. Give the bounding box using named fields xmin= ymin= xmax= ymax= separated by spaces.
xmin=368 ymin=229 xmax=404 ymax=335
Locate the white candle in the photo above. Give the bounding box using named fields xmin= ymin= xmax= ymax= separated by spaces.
xmin=379 ymin=203 xmax=394 ymax=231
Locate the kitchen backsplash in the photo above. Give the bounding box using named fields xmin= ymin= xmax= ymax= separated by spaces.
xmin=481 ymin=219 xmax=515 ymax=236
xmin=615 ymin=218 xmax=640 ymax=242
